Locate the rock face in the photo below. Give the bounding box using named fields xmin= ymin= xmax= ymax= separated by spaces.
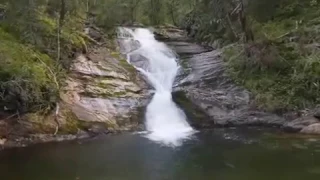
xmin=0 ymin=44 xmax=148 ymax=149
xmin=161 ymin=28 xmax=320 ymax=135
xmin=159 ymin=28 xmax=286 ymax=128
xmin=300 ymin=123 xmax=320 ymax=134
xmin=59 ymin=48 xmax=147 ymax=132
xmin=314 ymin=109 xmax=320 ymax=119
xmin=283 ymin=116 xmax=320 ymax=132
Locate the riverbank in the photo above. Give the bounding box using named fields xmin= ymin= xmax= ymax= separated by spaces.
xmin=0 ymin=24 xmax=150 ymax=150
xmin=154 ymin=26 xmax=320 ymax=135
xmin=181 ymin=1 xmax=320 ymax=116
xmin=1 ymin=25 xmax=320 ymax=150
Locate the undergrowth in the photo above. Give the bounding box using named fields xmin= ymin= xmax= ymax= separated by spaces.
xmin=0 ymin=4 xmax=87 ymax=114
xmin=223 ymin=5 xmax=320 ymax=112
xmin=0 ymin=28 xmax=59 ymax=113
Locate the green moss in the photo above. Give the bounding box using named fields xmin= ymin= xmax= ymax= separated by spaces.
xmin=110 ymin=51 xmax=137 ymax=77
xmin=0 ymin=6 xmax=92 ymax=113
xmin=0 ymin=28 xmax=58 ymax=112
xmin=119 ymin=59 xmax=136 ymax=75
xmin=81 ymin=90 xmax=129 ymax=98
xmin=78 ymin=120 xmax=118 ymax=132
xmin=59 ymin=109 xmax=80 ymax=134
xmin=25 ymin=113 xmax=56 ymax=134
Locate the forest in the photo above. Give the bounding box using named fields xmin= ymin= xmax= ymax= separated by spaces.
xmin=1 ymin=1 xmax=320 ymax=178
xmin=0 ymin=0 xmax=319 ymax=117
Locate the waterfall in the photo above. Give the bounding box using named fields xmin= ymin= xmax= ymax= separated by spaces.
xmin=118 ymin=27 xmax=194 ymax=146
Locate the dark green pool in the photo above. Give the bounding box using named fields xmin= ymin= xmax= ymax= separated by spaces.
xmin=1 ymin=128 xmax=320 ymax=180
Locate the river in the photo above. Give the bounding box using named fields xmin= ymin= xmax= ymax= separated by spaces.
xmin=1 ymin=28 xmax=320 ymax=180
xmin=0 ymin=128 xmax=320 ymax=180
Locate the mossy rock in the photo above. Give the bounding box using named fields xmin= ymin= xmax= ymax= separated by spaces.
xmin=25 ymin=113 xmax=57 ymax=134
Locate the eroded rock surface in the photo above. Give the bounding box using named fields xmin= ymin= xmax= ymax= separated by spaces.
xmin=301 ymin=123 xmax=320 ymax=135
xmin=60 ymin=48 xmax=147 ymax=132
xmin=158 ymin=28 xmax=286 ymax=128
xmin=1 ymin=43 xmax=148 ymax=149
xmin=283 ymin=116 xmax=320 ymax=132
xmin=161 ymin=28 xmax=320 ymax=135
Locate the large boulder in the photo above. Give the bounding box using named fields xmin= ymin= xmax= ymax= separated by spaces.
xmin=283 ymin=116 xmax=320 ymax=132
xmin=59 ymin=48 xmax=148 ymax=132
xmin=313 ymin=108 xmax=320 ymax=119
xmin=166 ymin=35 xmax=285 ymax=128
xmin=300 ymin=123 xmax=320 ymax=135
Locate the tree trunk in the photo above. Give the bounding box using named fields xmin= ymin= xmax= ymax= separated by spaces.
xmin=57 ymin=0 xmax=65 ymax=62
xmin=59 ymin=0 xmax=66 ymax=27
xmin=226 ymin=13 xmax=237 ymax=41
xmin=169 ymin=0 xmax=177 ymax=26
xmin=238 ymin=0 xmax=254 ymax=42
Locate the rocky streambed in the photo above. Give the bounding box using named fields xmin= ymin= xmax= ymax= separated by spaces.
xmin=156 ymin=27 xmax=320 ymax=135
xmin=1 ymin=26 xmax=320 ymax=150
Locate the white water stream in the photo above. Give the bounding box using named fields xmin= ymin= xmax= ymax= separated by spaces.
xmin=118 ymin=28 xmax=194 ymax=146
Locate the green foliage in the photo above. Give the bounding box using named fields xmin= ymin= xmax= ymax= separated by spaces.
xmin=0 ymin=28 xmax=58 ymax=112
xmin=1 ymin=0 xmax=87 ymax=65
xmin=0 ymin=0 xmax=317 ymax=115
xmin=89 ymin=0 xmax=194 ymax=29
xmin=175 ymin=0 xmax=320 ymax=111
xmin=223 ymin=8 xmax=320 ymax=111
xmin=0 ymin=0 xmax=89 ymax=113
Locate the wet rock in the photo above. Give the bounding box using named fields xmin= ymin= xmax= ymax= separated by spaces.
xmin=218 ymin=112 xmax=285 ymax=127
xmin=0 ymin=138 xmax=6 ymax=145
xmin=86 ymin=123 xmax=109 ymax=135
xmin=167 ymin=41 xmax=212 ymax=55
xmin=127 ymin=54 xmax=150 ymax=70
xmin=154 ymin=26 xmax=188 ymax=42
xmin=300 ymin=123 xmax=320 ymax=135
xmin=314 ymin=109 xmax=320 ymax=119
xmin=87 ymin=27 xmax=103 ymax=41
xmin=2 ymin=132 xmax=92 ymax=149
xmin=172 ymin=91 xmax=213 ymax=128
xmin=283 ymin=116 xmax=320 ymax=132
xmin=163 ymin=28 xmax=285 ymax=128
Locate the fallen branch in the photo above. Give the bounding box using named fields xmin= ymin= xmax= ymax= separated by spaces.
xmin=0 ymin=112 xmax=18 ymax=121
xmin=79 ymin=32 xmax=101 ymax=45
xmin=275 ymin=31 xmax=292 ymax=40
xmin=35 ymin=56 xmax=60 ymax=89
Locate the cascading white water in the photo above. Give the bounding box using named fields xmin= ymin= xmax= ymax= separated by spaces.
xmin=119 ymin=27 xmax=194 ymax=146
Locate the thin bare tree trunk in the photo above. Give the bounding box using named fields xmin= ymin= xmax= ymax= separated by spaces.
xmin=59 ymin=0 xmax=66 ymax=27
xmin=57 ymin=15 xmax=61 ymax=62
xmin=169 ymin=0 xmax=177 ymax=25
xmin=226 ymin=13 xmax=237 ymax=40
xmin=87 ymin=0 xmax=89 ymax=13
xmin=238 ymin=0 xmax=254 ymax=42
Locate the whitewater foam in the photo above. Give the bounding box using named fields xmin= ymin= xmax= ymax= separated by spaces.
xmin=118 ymin=27 xmax=194 ymax=146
